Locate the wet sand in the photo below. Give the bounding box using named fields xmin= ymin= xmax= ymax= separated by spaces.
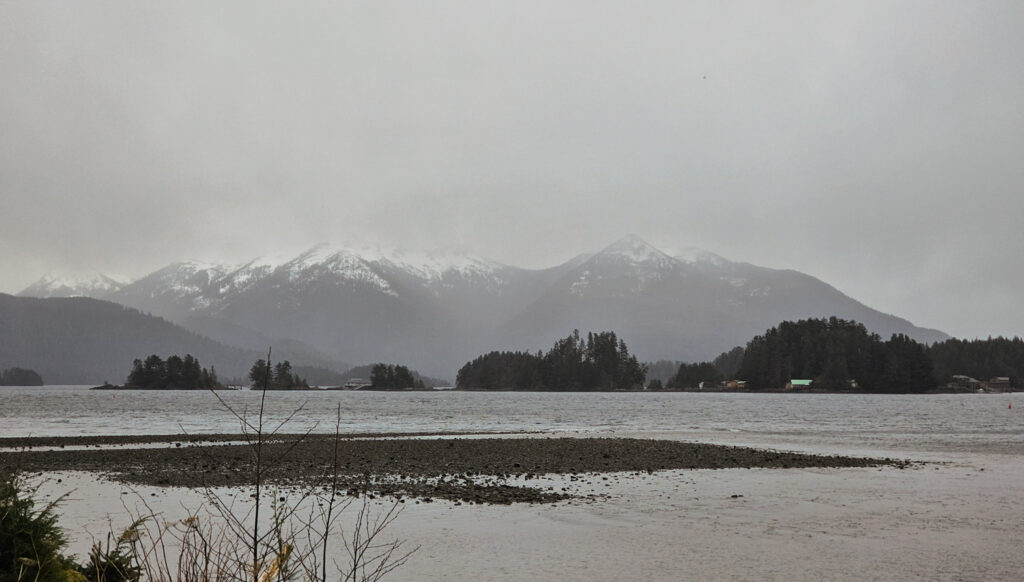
xmin=10 ymin=433 xmax=1015 ymax=580
xmin=30 ymin=450 xmax=1022 ymax=582
xmin=0 ymin=434 xmax=900 ymax=504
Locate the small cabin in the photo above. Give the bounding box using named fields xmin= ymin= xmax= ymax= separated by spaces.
xmin=949 ymin=375 xmax=983 ymax=391
xmin=987 ymin=377 xmax=1012 ymax=392
xmin=785 ymin=379 xmax=813 ymax=390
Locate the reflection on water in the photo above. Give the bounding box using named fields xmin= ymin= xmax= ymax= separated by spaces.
xmin=1 ymin=386 xmax=1021 ymax=455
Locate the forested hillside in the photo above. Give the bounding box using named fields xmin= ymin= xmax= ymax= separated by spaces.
xmin=0 ymin=294 xmax=277 ymax=383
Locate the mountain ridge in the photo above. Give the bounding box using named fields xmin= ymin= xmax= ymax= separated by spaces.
xmin=17 ymin=236 xmax=948 ymax=377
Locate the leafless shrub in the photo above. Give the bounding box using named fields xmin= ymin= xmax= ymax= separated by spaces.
xmin=87 ymin=347 xmax=416 ymax=581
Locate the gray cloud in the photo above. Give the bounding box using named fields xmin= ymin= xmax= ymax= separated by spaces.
xmin=2 ymin=1 xmax=1022 ymax=339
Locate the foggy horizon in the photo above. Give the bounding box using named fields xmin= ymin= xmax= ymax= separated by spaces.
xmin=3 ymin=2 xmax=1023 ymax=341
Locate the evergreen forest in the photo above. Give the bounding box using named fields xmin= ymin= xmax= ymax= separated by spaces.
xmin=663 ymin=318 xmax=1024 ymax=392
xmin=736 ymin=318 xmax=935 ymax=392
xmin=456 ymin=330 xmax=646 ymax=390
xmin=125 ymin=354 xmax=222 ymax=389
xmin=926 ymin=337 xmax=1024 ymax=388
xmin=370 ymin=363 xmax=427 ymax=389
xmin=248 ymin=359 xmax=310 ymax=390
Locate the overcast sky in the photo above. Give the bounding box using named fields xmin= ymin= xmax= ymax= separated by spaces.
xmin=2 ymin=1 xmax=1022 ymax=339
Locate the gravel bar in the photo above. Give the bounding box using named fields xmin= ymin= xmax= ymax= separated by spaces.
xmin=0 ymin=435 xmax=908 ymax=504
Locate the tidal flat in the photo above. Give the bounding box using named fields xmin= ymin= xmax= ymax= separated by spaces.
xmin=20 ymin=445 xmax=1023 ymax=582
xmin=0 ymin=434 xmax=899 ymax=504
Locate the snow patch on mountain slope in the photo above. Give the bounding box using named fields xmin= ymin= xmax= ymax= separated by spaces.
xmin=276 ymin=243 xmax=510 ymax=296
xmin=18 ymin=273 xmax=128 ymax=298
xmin=217 ymin=253 xmax=293 ymax=295
xmin=569 ymin=270 xmax=594 ymax=296
xmin=278 ymin=246 xmax=397 ymax=296
xmin=569 ymin=235 xmax=681 ymax=295
xmin=598 ymin=235 xmax=677 ymax=268
xmin=142 ymin=262 xmax=239 ymax=309
xmin=302 ymin=243 xmax=504 ymax=279
xmin=666 ymin=246 xmax=730 ymax=266
xmin=385 ymin=250 xmax=505 ymax=281
xmin=721 ymin=276 xmax=748 ymax=288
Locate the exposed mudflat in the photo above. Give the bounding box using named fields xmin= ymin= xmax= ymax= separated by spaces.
xmin=0 ymin=434 xmax=904 ymax=504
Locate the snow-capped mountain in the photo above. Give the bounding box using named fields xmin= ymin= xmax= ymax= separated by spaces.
xmin=214 ymin=254 xmax=292 ymax=299
xmin=105 ymin=261 xmax=239 ymax=321
xmin=496 ymin=236 xmax=948 ymax=371
xmin=274 ymin=243 xmax=516 ymax=297
xmin=568 ymin=234 xmax=684 ymax=297
xmin=106 ymin=243 xmax=520 ymax=320
xmin=21 ymin=236 xmax=949 ymax=377
xmin=17 ymin=273 xmax=128 ymax=299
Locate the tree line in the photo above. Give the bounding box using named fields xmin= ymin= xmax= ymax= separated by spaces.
xmin=455 ymin=319 xmax=1022 ymax=393
xmin=735 ymin=318 xmax=935 ymax=392
xmin=456 ymin=330 xmax=646 ymax=390
xmin=658 ymin=318 xmax=1024 ymax=392
xmin=126 ymin=354 xmax=222 ymax=389
xmin=370 ymin=363 xmax=427 ymax=389
xmin=926 ymin=336 xmax=1024 ymax=388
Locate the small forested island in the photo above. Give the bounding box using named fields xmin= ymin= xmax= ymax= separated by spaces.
xmin=93 ymin=354 xmax=223 ymax=390
xmin=368 ymin=363 xmax=430 ymax=390
xmin=248 ymin=358 xmax=310 ymax=390
xmin=456 ymin=330 xmax=646 ymax=390
xmin=0 ymin=367 xmax=44 ymax=386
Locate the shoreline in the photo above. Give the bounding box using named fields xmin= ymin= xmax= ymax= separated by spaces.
xmin=27 ymin=444 xmax=1019 ymax=581
xmin=59 ymin=384 xmax=1021 ymax=394
xmin=0 ymin=430 xmax=534 ymax=449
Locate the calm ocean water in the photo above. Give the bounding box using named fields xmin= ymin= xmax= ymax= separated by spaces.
xmin=1 ymin=386 xmax=1021 ymax=456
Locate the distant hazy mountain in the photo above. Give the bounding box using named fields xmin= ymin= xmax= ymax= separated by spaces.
xmin=20 ymin=236 xmax=948 ymax=378
xmin=0 ymin=294 xmax=343 ymax=384
xmin=18 ymin=273 xmax=127 ymax=299
xmin=498 ymin=235 xmax=949 ymax=366
xmin=96 ymin=244 xmax=584 ymax=372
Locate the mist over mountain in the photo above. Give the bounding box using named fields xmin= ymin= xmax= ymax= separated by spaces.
xmin=18 ymin=236 xmax=948 ymax=379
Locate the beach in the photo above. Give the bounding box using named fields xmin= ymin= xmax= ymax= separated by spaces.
xmin=19 ymin=444 xmax=1020 ymax=581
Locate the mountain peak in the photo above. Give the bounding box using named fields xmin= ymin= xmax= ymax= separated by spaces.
xmin=281 ymin=242 xmax=505 ymax=280
xmin=597 ymin=234 xmax=672 ymax=264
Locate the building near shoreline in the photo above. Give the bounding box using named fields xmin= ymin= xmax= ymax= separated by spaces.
xmin=987 ymin=377 xmax=1012 ymax=391
xmin=785 ymin=379 xmax=814 ymax=390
